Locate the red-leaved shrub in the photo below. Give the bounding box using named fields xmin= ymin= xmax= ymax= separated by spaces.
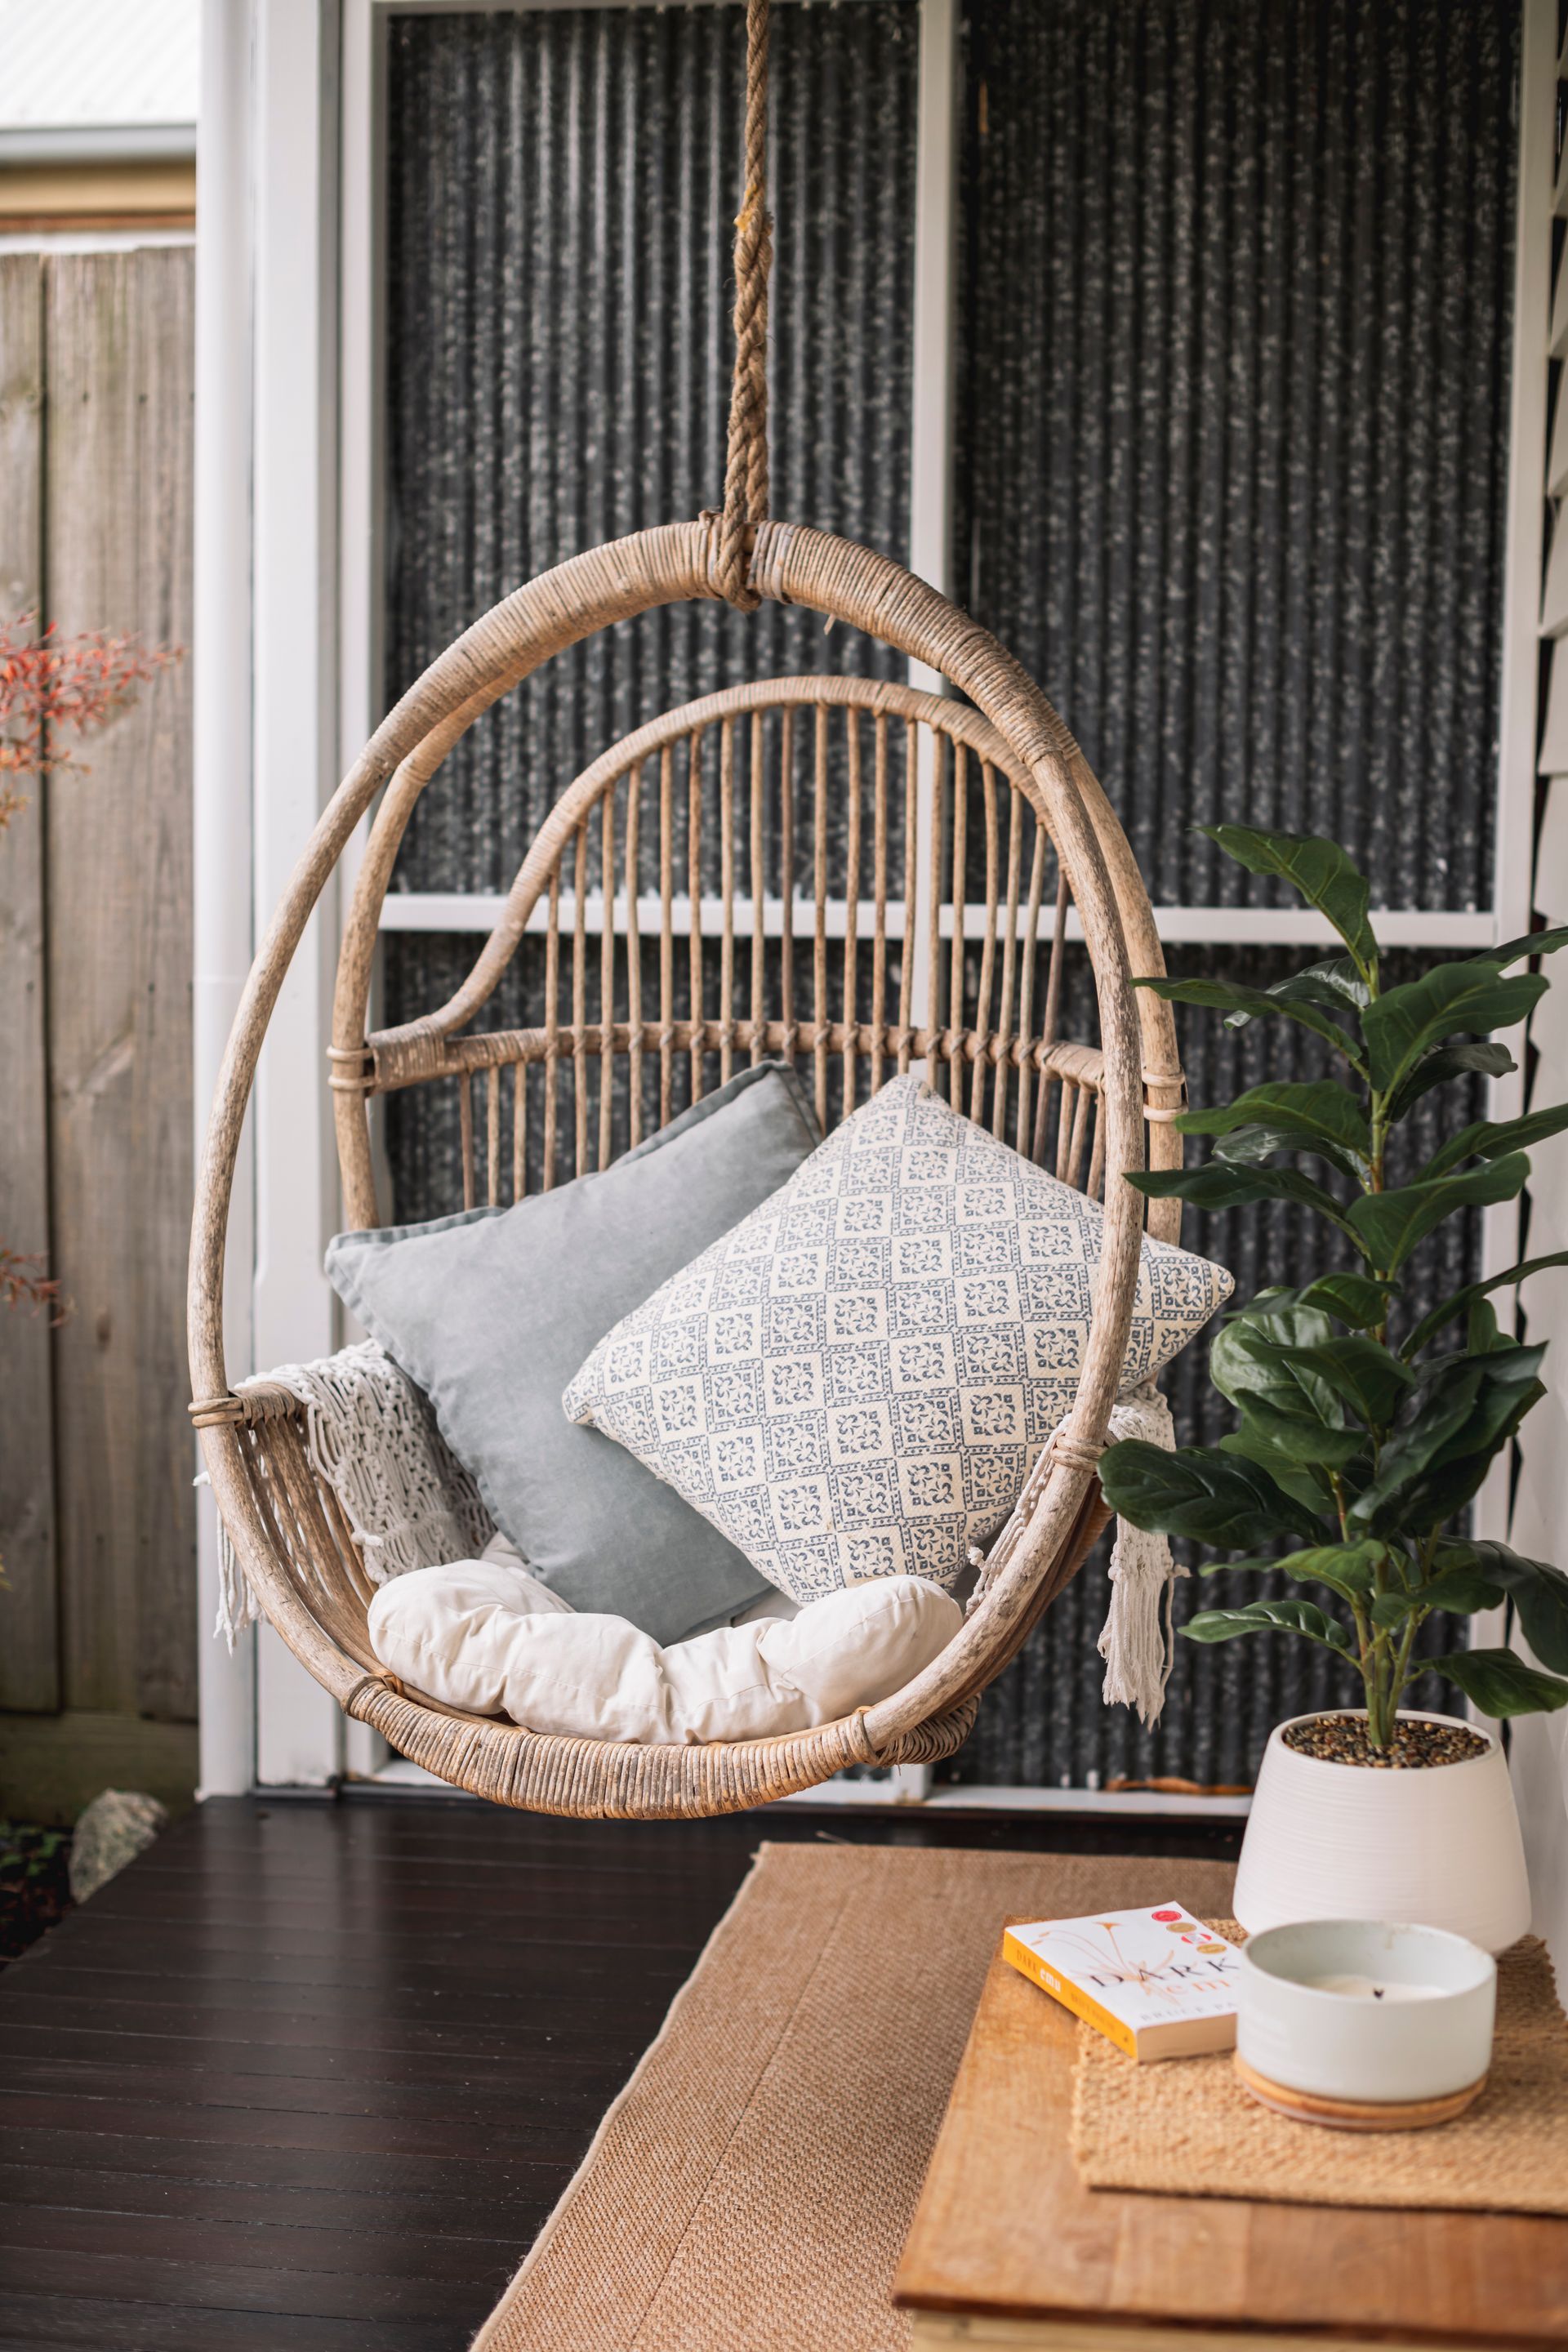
xmin=2 ymin=614 xmax=183 ymax=1333
xmin=0 ymin=612 xmax=182 ymax=832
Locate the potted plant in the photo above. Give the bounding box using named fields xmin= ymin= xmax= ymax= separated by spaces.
xmin=1099 ymin=826 xmax=1568 ymax=1951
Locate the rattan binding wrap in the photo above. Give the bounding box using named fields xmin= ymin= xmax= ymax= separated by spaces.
xmin=188 ymin=517 xmax=1185 ymax=1815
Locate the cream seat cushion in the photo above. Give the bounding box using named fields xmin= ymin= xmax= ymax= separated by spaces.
xmin=367 ymin=1547 xmax=959 ymax=1745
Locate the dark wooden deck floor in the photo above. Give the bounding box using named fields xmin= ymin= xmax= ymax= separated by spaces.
xmin=0 ymin=1792 xmax=1241 ymax=2350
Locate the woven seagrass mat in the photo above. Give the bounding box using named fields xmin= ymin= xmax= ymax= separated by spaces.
xmin=1071 ymin=1927 xmax=1568 ymax=2215
xmin=471 ymin=1841 xmax=1235 ymax=2352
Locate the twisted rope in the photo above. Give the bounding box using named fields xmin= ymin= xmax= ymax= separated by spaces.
xmin=714 ymin=0 xmax=772 ymax=610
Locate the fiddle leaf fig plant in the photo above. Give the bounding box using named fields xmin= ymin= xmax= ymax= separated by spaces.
xmin=1098 ymin=825 xmax=1568 ymax=1751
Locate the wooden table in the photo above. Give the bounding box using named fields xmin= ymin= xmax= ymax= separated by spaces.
xmin=895 ymin=1938 xmax=1568 ymax=2351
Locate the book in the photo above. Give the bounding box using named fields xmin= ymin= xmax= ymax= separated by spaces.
xmin=1002 ymin=1901 xmax=1240 ymax=2061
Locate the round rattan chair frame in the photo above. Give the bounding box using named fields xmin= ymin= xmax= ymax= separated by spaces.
xmin=188 ymin=517 xmax=1185 ymax=1816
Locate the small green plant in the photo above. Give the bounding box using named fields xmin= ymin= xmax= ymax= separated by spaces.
xmin=0 ymin=1820 xmax=68 ymax=1884
xmin=0 ymin=1820 xmax=72 ymax=1962
xmin=1098 ymin=826 xmax=1568 ymax=1750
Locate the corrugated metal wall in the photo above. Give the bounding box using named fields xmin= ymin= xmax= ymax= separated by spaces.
xmin=944 ymin=0 xmax=1517 ymax=1782
xmin=957 ymin=0 xmax=1518 ymax=915
xmin=381 ymin=0 xmax=1518 ymax=1788
xmin=383 ymin=2 xmax=918 ymax=896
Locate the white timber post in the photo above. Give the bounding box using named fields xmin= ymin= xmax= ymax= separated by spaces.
xmin=193 ymin=0 xmax=259 ymax=1797
xmin=250 ymin=0 xmax=347 ymax=1788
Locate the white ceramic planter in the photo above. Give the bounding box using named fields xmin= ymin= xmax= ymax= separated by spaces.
xmin=1232 ymin=1709 xmax=1531 ymax=1953
xmin=1236 ymin=1919 xmax=1497 ymax=2105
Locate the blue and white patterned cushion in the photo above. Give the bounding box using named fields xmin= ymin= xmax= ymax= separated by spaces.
xmin=564 ymin=1076 xmax=1233 ymax=1606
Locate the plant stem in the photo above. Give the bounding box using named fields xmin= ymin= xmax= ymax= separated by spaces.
xmin=1390 ymin=1611 xmax=1419 ymax=1717
xmin=1359 ymin=1004 xmax=1397 ymax=1752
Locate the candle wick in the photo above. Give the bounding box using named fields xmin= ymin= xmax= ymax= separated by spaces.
xmin=1373 ymin=1987 xmax=1384 ymax=1999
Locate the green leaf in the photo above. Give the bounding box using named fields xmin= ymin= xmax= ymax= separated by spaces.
xmin=1182 ymin=1599 xmax=1356 ymax=1653
xmin=1432 ymin=1540 xmax=1568 ymax=1673
xmin=1212 ymin=1302 xmax=1335 ymax=1399
xmin=1196 ymin=826 xmax=1379 ymax=976
xmin=1132 ymin=975 xmax=1365 ymax=1068
xmin=1201 ymin=1539 xmax=1387 ymax=1601
xmin=1215 ymin=1427 xmax=1339 ymax=1513
xmin=1196 ymin=1546 xmax=1381 ymax=1598
xmin=1361 ymin=963 xmax=1546 ymax=1097
xmin=1287 ymin=1273 xmax=1399 ymax=1329
xmin=1280 ymin=1539 xmax=1387 ymax=1596
xmin=1178 ymin=1080 xmax=1371 ymax=1165
xmin=1210 ymin=1312 xmax=1373 ymax=1468
xmin=1211 ymin=1123 xmax=1361 ymax=1183
xmin=1098 ymin=1441 xmax=1326 ymax=1547
xmin=1267 ymin=956 xmax=1373 ymax=1015
xmin=1348 ymin=1344 xmax=1548 ymax=1537
xmin=1183 ymin=1081 xmax=1370 ymax=1182
xmin=1210 ymin=1300 xmax=1383 ymax=1478
xmin=1232 ymin=1395 xmax=1368 ymax=1468
xmin=1481 ymin=924 xmax=1568 ymax=968
xmin=1429 ymin=1647 xmax=1568 ymax=1719
xmin=1423 ymin=1100 xmax=1568 ymax=1181
xmin=1408 ymin=1563 xmax=1506 ymax=1616
xmin=1283 ymin=1336 xmax=1415 ymax=1428
xmin=1129 ymin=1163 xmax=1361 ymax=1240
xmin=1401 ymin=1250 xmax=1568 ymax=1358
xmin=1385 ymin=1039 xmax=1517 ymax=1125
xmin=1232 ymin=1276 xmax=1396 ymax=1332
xmin=1344 ymin=1154 xmax=1529 ymax=1276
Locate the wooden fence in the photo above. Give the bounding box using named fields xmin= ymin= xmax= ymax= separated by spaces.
xmin=0 ymin=248 xmax=196 ymax=1820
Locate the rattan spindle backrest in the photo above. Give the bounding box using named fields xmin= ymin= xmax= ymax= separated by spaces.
xmin=332 ymin=677 xmax=1145 ymax=1233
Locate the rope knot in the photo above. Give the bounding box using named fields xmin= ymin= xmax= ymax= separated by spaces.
xmin=1046 ymin=1429 xmax=1106 ymax=1474
xmin=189 ymin=1392 xmax=244 ymax=1429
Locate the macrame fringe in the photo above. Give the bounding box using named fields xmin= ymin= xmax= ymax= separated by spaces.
xmin=964 ymin=1381 xmax=1185 ymax=1729
xmin=1094 ymin=1383 xmax=1186 ymax=1727
xmin=216 ymin=1515 xmax=252 ymax=1650
xmin=212 ymin=1342 xmax=494 ymax=1648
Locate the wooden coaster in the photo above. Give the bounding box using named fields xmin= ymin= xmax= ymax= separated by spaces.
xmin=1232 ymin=2051 xmax=1488 ymax=2133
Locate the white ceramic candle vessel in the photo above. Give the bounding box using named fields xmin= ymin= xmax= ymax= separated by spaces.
xmin=1236 ymin=1919 xmax=1496 ymax=2105
xmin=1232 ymin=1709 xmax=1531 ymax=1953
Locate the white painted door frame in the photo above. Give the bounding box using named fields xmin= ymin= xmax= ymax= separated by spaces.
xmin=201 ymin=0 xmax=1548 ymax=1793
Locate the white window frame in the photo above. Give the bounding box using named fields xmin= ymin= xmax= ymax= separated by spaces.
xmin=198 ymin=0 xmax=1550 ymax=1796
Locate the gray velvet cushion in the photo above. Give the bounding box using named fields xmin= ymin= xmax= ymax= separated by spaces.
xmin=326 ymin=1063 xmax=819 ymax=1645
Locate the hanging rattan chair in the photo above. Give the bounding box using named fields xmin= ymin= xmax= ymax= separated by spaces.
xmin=187 ymin=0 xmax=1186 ymax=1818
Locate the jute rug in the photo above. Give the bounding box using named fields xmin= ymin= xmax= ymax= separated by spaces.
xmin=472 ymin=1840 xmax=1235 ymax=2352
xmin=1072 ymin=1929 xmax=1568 ymax=2216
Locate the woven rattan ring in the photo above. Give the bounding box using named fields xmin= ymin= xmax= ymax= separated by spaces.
xmin=188 ymin=517 xmax=1183 ymax=1818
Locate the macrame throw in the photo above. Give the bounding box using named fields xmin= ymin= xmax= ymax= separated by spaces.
xmin=212 ymin=1342 xmax=494 ymax=1646
xmin=965 ymin=1382 xmax=1185 ymax=1729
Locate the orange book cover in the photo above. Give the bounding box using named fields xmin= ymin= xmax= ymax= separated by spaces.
xmin=1002 ymin=1903 xmax=1240 ymax=2062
